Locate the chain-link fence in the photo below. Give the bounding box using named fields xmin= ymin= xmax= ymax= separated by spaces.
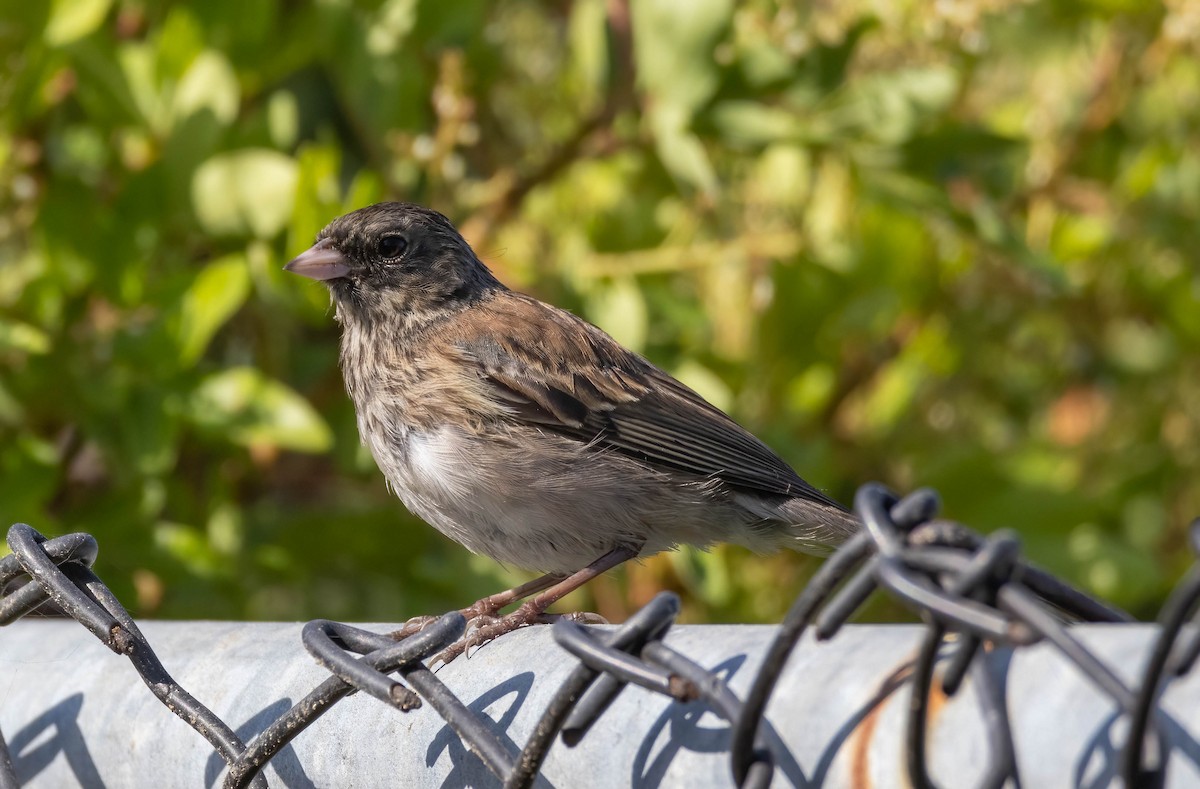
xmin=2 ymin=484 xmax=1199 ymax=787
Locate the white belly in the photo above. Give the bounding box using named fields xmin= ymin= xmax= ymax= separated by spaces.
xmin=363 ymin=423 xmax=742 ymax=573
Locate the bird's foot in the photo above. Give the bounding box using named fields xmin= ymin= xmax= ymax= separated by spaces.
xmin=410 ymin=547 xmax=638 ymax=666
xmin=429 ymin=601 xmax=542 ymax=665
xmin=428 ymin=602 xmax=603 ymax=666
xmin=462 ymin=612 xmax=502 ymax=639
xmin=457 ymin=573 xmax=567 ymax=621
xmin=389 ymin=614 xmax=440 ymax=641
xmin=386 ymin=594 xmax=568 ymax=647
xmin=388 ymin=588 xmax=549 ymax=643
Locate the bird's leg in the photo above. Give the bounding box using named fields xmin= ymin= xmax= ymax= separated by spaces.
xmin=432 ymin=545 xmax=638 ymax=665
xmin=390 ymin=571 xmax=567 ymax=641
xmin=460 ymin=571 xmax=568 ymax=620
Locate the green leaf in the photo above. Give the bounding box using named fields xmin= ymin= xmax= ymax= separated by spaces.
xmin=289 ymin=144 xmax=344 ymax=257
xmin=155 ymin=7 xmax=206 ymax=79
xmin=1104 ymin=319 xmax=1175 ymax=374
xmin=568 ymin=0 xmax=609 ymax=109
xmin=366 ymin=0 xmax=418 ymax=57
xmin=672 ymin=360 xmax=733 ymax=412
xmin=187 ymin=367 xmax=333 ymax=453
xmin=0 ymin=435 xmax=60 ymax=527
xmin=650 ymin=105 xmax=718 ymax=195
xmin=0 ymin=319 xmax=50 ymax=354
xmin=840 ymin=66 xmax=959 ymax=144
xmin=710 ymin=102 xmax=806 ymax=147
xmin=632 ymin=0 xmax=732 ymax=113
xmin=155 ymin=521 xmax=226 ymax=578
xmin=118 ymin=43 xmax=168 ymax=132
xmin=786 ymin=364 xmax=836 ymax=415
xmin=45 ymin=0 xmax=113 ymax=45
xmin=838 ymin=356 xmax=924 ymax=439
xmin=671 ymin=545 xmax=733 ymax=605
xmin=122 ymin=388 xmax=180 ymax=476
xmin=633 ymin=0 xmax=731 ymax=193
xmin=1002 ymin=447 xmax=1082 ymax=493
xmin=267 ymin=90 xmax=300 ymax=150
xmin=586 ymin=277 xmax=647 ymax=352
xmin=192 ymin=149 xmax=299 ymax=239
xmin=172 ymin=50 xmax=241 ymax=129
xmin=176 ymin=254 xmax=251 ymax=364
xmin=1067 ymin=522 xmax=1165 ymax=605
xmin=0 ymin=381 xmax=24 ymax=426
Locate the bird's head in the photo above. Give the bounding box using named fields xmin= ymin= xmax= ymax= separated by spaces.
xmin=284 ymin=202 xmax=500 ymax=320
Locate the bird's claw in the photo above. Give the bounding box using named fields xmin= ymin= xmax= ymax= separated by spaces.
xmin=427 ymin=608 xmax=608 ymax=667
xmin=405 ymin=613 xmax=439 ymax=629
xmin=463 ymin=613 xmax=502 ymax=638
xmin=389 ymin=614 xmax=440 ymax=642
xmin=433 ymin=618 xmax=523 ymax=666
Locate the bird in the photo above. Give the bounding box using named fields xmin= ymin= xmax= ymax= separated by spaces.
xmin=284 ymin=202 xmax=858 ymax=661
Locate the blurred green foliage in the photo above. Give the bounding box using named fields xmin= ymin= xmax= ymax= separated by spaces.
xmin=1 ymin=0 xmax=1198 ymax=625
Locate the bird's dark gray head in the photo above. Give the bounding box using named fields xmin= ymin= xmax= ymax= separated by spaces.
xmin=284 ymin=202 xmax=501 ymax=318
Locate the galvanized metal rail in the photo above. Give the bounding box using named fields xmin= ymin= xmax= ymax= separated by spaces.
xmin=1 ymin=485 xmax=1198 ymax=787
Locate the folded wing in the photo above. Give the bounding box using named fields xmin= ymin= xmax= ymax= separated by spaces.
xmin=451 ymin=294 xmax=845 ymax=510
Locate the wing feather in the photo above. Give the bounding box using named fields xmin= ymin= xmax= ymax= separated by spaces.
xmin=446 ymin=293 xmax=845 ymax=511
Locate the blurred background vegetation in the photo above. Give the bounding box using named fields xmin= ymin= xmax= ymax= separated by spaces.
xmin=1 ymin=0 xmax=1198 ymax=626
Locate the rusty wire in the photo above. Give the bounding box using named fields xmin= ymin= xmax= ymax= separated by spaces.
xmin=1 ymin=484 xmax=1198 ymax=788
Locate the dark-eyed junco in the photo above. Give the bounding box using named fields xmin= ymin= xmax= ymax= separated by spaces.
xmin=285 ymin=202 xmax=857 ymax=659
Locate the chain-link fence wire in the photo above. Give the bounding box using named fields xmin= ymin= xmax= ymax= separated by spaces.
xmin=1 ymin=483 xmax=1198 ymax=788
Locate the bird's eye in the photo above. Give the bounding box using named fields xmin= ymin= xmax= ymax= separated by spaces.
xmin=378 ymin=234 xmax=408 ymax=260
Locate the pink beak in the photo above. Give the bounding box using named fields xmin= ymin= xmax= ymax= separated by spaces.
xmin=284 ymin=238 xmax=351 ymax=281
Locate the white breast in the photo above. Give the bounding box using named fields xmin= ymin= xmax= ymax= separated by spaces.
xmin=405 ymin=429 xmax=473 ymax=502
xmin=380 ymin=426 xmax=521 ymax=557
xmin=363 ymin=422 xmax=742 ymax=574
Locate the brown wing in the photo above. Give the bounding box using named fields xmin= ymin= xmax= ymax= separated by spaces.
xmin=447 ymin=293 xmax=846 ymax=510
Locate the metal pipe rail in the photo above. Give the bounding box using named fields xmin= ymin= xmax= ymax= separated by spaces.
xmin=2 ymin=484 xmax=1199 ymax=787
xmin=1 ymin=619 xmax=1200 ymax=787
